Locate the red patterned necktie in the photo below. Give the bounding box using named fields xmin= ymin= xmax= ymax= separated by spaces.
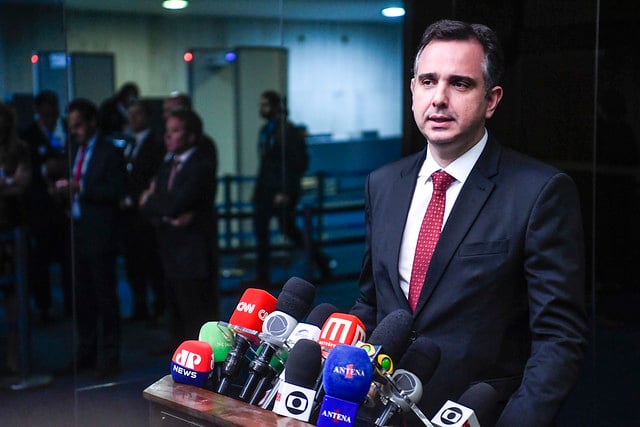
xmin=73 ymin=145 xmax=86 ymax=184
xmin=408 ymin=170 xmax=455 ymax=311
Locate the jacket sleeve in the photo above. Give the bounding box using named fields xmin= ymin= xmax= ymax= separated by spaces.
xmin=497 ymin=173 xmax=589 ymax=427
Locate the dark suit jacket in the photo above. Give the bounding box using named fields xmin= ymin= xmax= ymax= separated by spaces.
xmin=351 ymin=137 xmax=588 ymax=427
xmin=74 ymin=135 xmax=127 ymax=255
xmin=124 ymin=130 xmax=165 ymax=202
xmin=141 ymin=146 xmax=217 ymax=280
xmin=254 ymin=116 xmax=308 ymax=199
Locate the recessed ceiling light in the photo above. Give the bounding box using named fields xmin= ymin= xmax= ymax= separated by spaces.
xmin=381 ymin=6 xmax=405 ymax=18
xmin=162 ymin=0 xmax=189 ymax=10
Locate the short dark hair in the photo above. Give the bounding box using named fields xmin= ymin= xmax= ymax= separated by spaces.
xmin=68 ymin=98 xmax=98 ymax=122
xmin=261 ymin=90 xmax=283 ymax=111
xmin=128 ymin=99 xmax=151 ymax=117
xmin=34 ymin=90 xmax=59 ymax=108
xmin=168 ymin=108 xmax=203 ymax=139
xmin=414 ymin=19 xmax=504 ymax=93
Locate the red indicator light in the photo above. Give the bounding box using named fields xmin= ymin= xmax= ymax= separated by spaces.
xmin=183 ymin=51 xmax=193 ymax=62
xmin=31 ymin=54 xmax=39 ymax=64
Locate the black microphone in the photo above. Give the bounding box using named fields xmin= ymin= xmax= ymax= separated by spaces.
xmin=238 ymin=277 xmax=316 ymax=404
xmin=360 ymin=309 xmax=414 ymax=408
xmin=272 ymin=339 xmax=323 ymax=422
xmin=432 ymin=382 xmax=501 ymax=427
xmin=375 ymin=336 xmax=441 ymax=427
xmin=367 ymin=309 xmax=414 ymax=362
xmin=260 ymin=302 xmax=338 ymax=409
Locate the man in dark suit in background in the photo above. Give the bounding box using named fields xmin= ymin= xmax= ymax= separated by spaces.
xmin=55 ymin=98 xmax=126 ymax=379
xmin=140 ymin=108 xmax=218 ymax=347
xmin=350 ymin=20 xmax=588 ymax=426
xmin=121 ymin=99 xmax=165 ymax=323
xmin=98 ymin=82 xmax=139 ymax=137
xmin=19 ymin=90 xmax=71 ymax=321
xmin=251 ymin=90 xmax=331 ymax=286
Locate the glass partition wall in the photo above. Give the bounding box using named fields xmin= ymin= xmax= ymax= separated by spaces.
xmin=1 ymin=0 xmax=638 ymax=425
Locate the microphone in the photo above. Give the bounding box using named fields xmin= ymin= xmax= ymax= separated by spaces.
xmin=170 ymin=340 xmax=214 ymax=387
xmin=318 ymin=312 xmax=367 ymax=357
xmin=360 ymin=309 xmax=414 ymax=408
xmin=431 ymin=382 xmax=500 ymax=427
xmin=238 ymin=277 xmax=316 ymax=404
xmin=316 ymin=344 xmax=373 ymax=426
xmin=286 ymin=302 xmax=338 ymax=347
xmin=374 ymin=337 xmax=441 ymax=427
xmin=260 ymin=303 xmax=338 ymax=410
xmin=272 ymin=339 xmax=323 ymax=422
xmin=216 ymin=288 xmax=277 ymax=395
xmin=198 ymin=321 xmax=235 ymax=389
xmin=367 ymin=309 xmax=414 ymax=362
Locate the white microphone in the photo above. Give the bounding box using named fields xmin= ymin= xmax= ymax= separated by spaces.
xmin=431 ymin=382 xmax=500 ymax=427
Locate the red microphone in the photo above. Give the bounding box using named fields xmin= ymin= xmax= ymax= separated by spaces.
xmin=216 ymin=288 xmax=277 ymax=395
xmin=170 ymin=340 xmax=214 ymax=387
xmin=227 ymin=288 xmax=277 ymax=345
xmin=318 ymin=312 xmax=367 ymax=358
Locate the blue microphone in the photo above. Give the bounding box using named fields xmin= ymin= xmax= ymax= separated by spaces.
xmin=316 ymin=344 xmax=373 ymax=426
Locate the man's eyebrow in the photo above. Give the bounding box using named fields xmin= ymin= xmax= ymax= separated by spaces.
xmin=416 ymin=72 xmax=437 ymax=80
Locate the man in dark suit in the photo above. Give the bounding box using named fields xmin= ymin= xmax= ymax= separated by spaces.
xmin=350 ymin=20 xmax=588 ymax=426
xmin=55 ymin=98 xmax=126 ymax=379
xmin=251 ymin=90 xmax=331 ymax=285
xmin=121 ymin=99 xmax=165 ymax=322
xmin=19 ymin=90 xmax=71 ymax=320
xmin=140 ymin=108 xmax=218 ymax=346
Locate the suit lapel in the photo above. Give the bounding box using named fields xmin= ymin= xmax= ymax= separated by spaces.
xmin=413 ymin=139 xmax=501 ymax=315
xmin=384 ymin=149 xmax=426 ymax=306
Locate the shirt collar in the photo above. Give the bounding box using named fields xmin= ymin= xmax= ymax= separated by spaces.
xmin=419 ymin=129 xmax=488 ymax=185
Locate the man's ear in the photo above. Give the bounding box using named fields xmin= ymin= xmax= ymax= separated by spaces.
xmin=485 ymin=86 xmax=503 ymax=119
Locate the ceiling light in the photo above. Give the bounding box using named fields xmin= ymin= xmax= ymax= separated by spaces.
xmin=162 ymin=0 xmax=189 ymax=10
xmin=381 ymin=6 xmax=405 ymax=18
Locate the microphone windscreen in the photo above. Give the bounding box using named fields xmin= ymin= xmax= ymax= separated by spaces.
xmin=322 ymin=344 xmax=373 ymax=403
xmin=285 ymin=339 xmax=322 ymax=388
xmin=398 ymin=336 xmax=440 ymax=385
xmin=318 ymin=313 xmax=367 ymax=354
xmin=275 ymin=277 xmax=316 ymax=320
xmin=368 ymin=309 xmax=413 ymax=362
xmin=198 ymin=321 xmax=235 ymax=363
xmin=170 ymin=340 xmax=213 ymax=387
xmin=305 ymin=303 xmax=338 ymax=327
xmin=228 ymin=288 xmax=277 ymax=336
xmin=458 ymin=382 xmax=501 ymax=427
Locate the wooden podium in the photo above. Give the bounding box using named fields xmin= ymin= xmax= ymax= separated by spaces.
xmin=143 ymin=375 xmax=314 ymax=426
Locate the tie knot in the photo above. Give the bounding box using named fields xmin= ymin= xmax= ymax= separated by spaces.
xmin=431 ymin=170 xmax=455 ymax=192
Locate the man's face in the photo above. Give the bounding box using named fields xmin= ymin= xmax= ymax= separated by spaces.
xmin=37 ymin=102 xmax=59 ymax=132
xmin=164 ymin=116 xmax=194 ymax=154
xmin=67 ymin=110 xmax=96 ymax=146
xmin=259 ymin=97 xmax=273 ymax=119
xmin=128 ymin=104 xmax=147 ymax=133
xmin=411 ymin=39 xmax=502 ymax=159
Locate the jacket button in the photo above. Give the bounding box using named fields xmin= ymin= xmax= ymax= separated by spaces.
xmin=410 ymin=330 xmax=418 ymax=341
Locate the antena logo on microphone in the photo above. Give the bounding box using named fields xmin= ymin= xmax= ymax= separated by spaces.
xmin=332 ymin=363 xmax=367 ymax=379
xmin=258 ymin=309 xmax=269 ymax=320
xmin=440 ymin=406 xmax=463 ymax=425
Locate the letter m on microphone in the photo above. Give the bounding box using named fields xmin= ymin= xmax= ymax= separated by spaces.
xmin=319 ymin=313 xmax=366 ymax=353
